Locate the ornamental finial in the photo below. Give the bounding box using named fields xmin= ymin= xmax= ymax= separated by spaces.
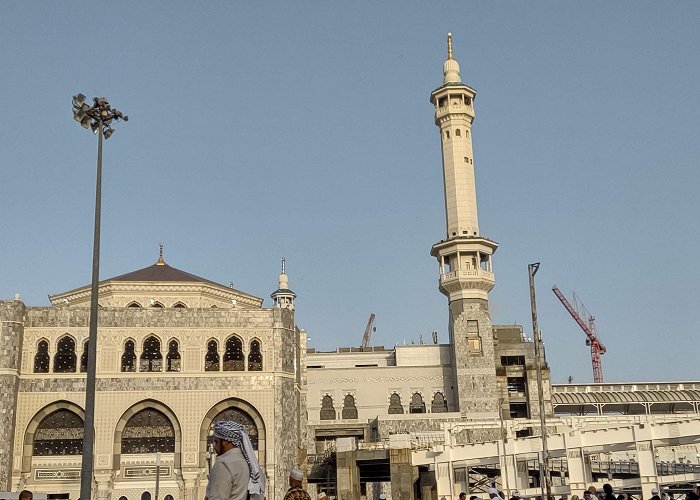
xmin=447 ymin=32 xmax=453 ymax=60
xmin=157 ymin=243 xmax=166 ymax=265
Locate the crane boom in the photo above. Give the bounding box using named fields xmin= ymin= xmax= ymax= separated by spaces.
xmin=361 ymin=313 xmax=376 ymax=349
xmin=552 ymin=285 xmax=607 ymax=383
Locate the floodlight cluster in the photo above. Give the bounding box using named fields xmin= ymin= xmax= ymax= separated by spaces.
xmin=72 ymin=93 xmax=128 ymax=139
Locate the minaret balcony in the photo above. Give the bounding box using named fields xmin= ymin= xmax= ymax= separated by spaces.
xmin=435 ymin=104 xmax=473 ymax=120
xmin=439 ymin=268 xmax=495 ymax=295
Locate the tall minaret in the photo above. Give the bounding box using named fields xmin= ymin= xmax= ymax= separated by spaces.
xmin=430 ymin=34 xmax=500 ymax=420
xmin=270 ymin=258 xmax=296 ymax=310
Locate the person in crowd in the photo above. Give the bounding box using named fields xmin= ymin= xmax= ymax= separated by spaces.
xmin=284 ymin=467 xmax=311 ymax=500
xmin=459 ymin=493 xmax=467 ymax=500
xmin=205 ymin=421 xmax=265 ymax=500
xmin=19 ymin=491 xmax=33 ymax=500
xmin=650 ymin=488 xmax=661 ymax=500
xmin=317 ymin=492 xmax=328 ymax=500
xmin=603 ymin=484 xmax=616 ymax=500
xmin=510 ymin=491 xmax=521 ymax=500
xmin=488 ymin=488 xmax=503 ymax=500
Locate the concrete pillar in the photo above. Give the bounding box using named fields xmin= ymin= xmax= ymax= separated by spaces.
xmin=565 ymin=448 xmax=590 ymax=493
xmin=634 ymin=435 xmax=659 ymax=500
xmin=336 ymin=438 xmax=360 ymax=500
xmin=390 ymin=436 xmax=416 ymax=500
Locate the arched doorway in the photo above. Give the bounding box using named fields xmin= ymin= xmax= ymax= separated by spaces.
xmin=23 ymin=401 xmax=85 ymax=473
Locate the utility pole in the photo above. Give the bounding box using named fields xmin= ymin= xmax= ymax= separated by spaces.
xmin=529 ymin=263 xmax=552 ymax=500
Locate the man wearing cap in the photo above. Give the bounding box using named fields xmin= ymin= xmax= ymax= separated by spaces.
xmin=206 ymin=421 xmax=265 ymax=500
xmin=510 ymin=491 xmax=521 ymax=500
xmin=284 ymin=467 xmax=311 ymax=500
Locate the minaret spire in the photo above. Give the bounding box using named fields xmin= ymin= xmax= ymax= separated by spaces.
xmin=447 ymin=32 xmax=453 ymax=59
xmin=271 ymin=257 xmax=296 ymax=310
xmin=157 ymin=243 xmax=166 ymax=266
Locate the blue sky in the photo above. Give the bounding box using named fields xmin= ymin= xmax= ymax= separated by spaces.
xmin=2 ymin=2 xmax=699 ymax=384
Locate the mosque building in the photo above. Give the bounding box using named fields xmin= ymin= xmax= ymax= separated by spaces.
xmin=1 ymin=34 xmax=699 ymax=500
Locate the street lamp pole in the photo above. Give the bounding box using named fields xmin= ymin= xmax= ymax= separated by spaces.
xmin=72 ymin=94 xmax=127 ymax=500
xmin=529 ymin=262 xmax=552 ymax=500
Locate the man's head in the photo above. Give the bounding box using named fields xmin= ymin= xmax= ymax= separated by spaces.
xmin=459 ymin=493 xmax=467 ymax=500
xmin=488 ymin=488 xmax=498 ymax=499
xmin=512 ymin=491 xmax=520 ymax=499
xmin=19 ymin=491 xmax=32 ymax=500
xmin=603 ymin=484 xmax=613 ymax=495
xmin=317 ymin=492 xmax=328 ymax=500
xmin=289 ymin=467 xmax=304 ymax=487
xmin=584 ymin=491 xmax=592 ymax=500
xmin=212 ymin=421 xmax=247 ymax=455
xmin=588 ymin=487 xmax=598 ymax=495
xmin=652 ymin=489 xmax=659 ymax=496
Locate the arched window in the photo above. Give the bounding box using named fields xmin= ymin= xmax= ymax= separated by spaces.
xmin=455 ymin=128 xmax=461 ymax=137
xmin=80 ymin=341 xmax=89 ymax=372
xmin=388 ymin=393 xmax=404 ymax=414
xmin=150 ymin=301 xmax=164 ymax=308
xmin=409 ymin=392 xmax=426 ymax=414
xmin=164 ymin=496 xmax=174 ymax=500
xmin=172 ymin=302 xmax=187 ymax=309
xmin=166 ymin=340 xmax=181 ymax=372
xmin=122 ymin=340 xmax=136 ymax=372
xmin=320 ymin=395 xmax=336 ymax=420
xmin=141 ymin=492 xmax=151 ymax=500
xmin=54 ymin=336 xmax=77 ymax=373
xmin=121 ymin=408 xmax=175 ymax=454
xmin=431 ymin=392 xmax=448 ymax=413
xmin=33 ymin=409 xmax=84 ymax=456
xmin=140 ymin=336 xmax=163 ymax=372
xmin=205 ymin=340 xmax=220 ymax=371
xmin=248 ymin=339 xmax=262 ymax=371
xmin=341 ymin=394 xmax=358 ymax=419
xmin=34 ymin=340 xmax=50 ymax=373
xmin=127 ymin=302 xmax=142 ymax=308
xmin=208 ymin=407 xmax=259 ymax=450
xmin=119 ymin=496 xmax=128 ymax=500
xmin=223 ymin=336 xmax=245 ymax=371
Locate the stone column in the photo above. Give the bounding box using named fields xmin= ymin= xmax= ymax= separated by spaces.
xmin=634 ymin=432 xmax=659 ymax=500
xmin=94 ymin=470 xmax=114 ymax=500
xmin=0 ymin=299 xmax=24 ymax=491
xmin=390 ymin=435 xmax=416 ymax=500
xmin=336 ymin=438 xmax=360 ymax=500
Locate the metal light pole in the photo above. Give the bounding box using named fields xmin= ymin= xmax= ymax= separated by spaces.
xmin=72 ymin=93 xmax=127 ymax=500
xmin=529 ymin=262 xmax=552 ymax=500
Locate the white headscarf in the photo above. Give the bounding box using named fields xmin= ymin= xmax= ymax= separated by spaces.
xmin=213 ymin=421 xmax=266 ymax=498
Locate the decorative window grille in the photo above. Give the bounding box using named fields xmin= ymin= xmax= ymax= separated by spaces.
xmin=205 ymin=340 xmax=220 ymax=371
xmin=341 ymin=394 xmax=358 ymax=419
xmin=208 ymin=408 xmax=259 ymax=450
xmin=80 ymin=341 xmax=89 ymax=372
xmin=409 ymin=392 xmax=426 ymax=413
xmin=166 ymin=340 xmax=181 ymax=372
xmin=388 ymin=393 xmax=404 ymax=414
xmin=431 ymin=392 xmax=448 ymax=413
xmin=33 ymin=409 xmax=84 ymax=456
xmin=122 ymin=340 xmax=137 ymax=372
xmin=54 ymin=336 xmax=77 ymax=373
xmin=121 ymin=408 xmax=175 ymax=454
xmin=223 ymin=336 xmax=245 ymax=371
xmin=248 ymin=340 xmax=263 ymax=371
xmin=34 ymin=340 xmax=50 ymax=373
xmin=320 ymin=395 xmax=336 ymax=420
xmin=140 ymin=336 xmax=163 ymax=372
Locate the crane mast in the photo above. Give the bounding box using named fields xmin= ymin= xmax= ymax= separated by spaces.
xmin=361 ymin=313 xmax=376 ymax=349
xmin=552 ymin=285 xmax=607 ymax=383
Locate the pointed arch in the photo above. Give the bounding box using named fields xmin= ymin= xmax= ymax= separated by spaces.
xmin=320 ymin=395 xmax=336 ymax=420
xmin=140 ymin=335 xmax=163 ymax=372
xmin=150 ymin=301 xmax=164 ymax=308
xmin=205 ymin=339 xmax=220 ymax=371
xmin=248 ymin=338 xmax=263 ymax=371
xmin=172 ymin=302 xmax=187 ymax=309
xmin=199 ymin=398 xmax=266 ymax=469
xmin=113 ymin=399 xmax=182 ymax=469
xmin=223 ymin=335 xmax=245 ymax=371
xmin=431 ymin=392 xmax=448 ymax=413
xmin=388 ymin=393 xmax=404 ymax=414
xmin=409 ymin=392 xmax=426 ymax=413
xmin=34 ymin=339 xmax=50 ymax=373
xmin=122 ymin=339 xmax=137 ymax=372
xmin=53 ymin=335 xmax=77 ymax=373
xmin=341 ymin=394 xmax=358 ymax=419
xmin=127 ymin=301 xmax=142 ymax=308
xmin=166 ymin=339 xmax=181 ymax=372
xmin=23 ymin=401 xmax=85 ymax=472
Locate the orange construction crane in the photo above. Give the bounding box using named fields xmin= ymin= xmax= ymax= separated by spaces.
xmin=361 ymin=314 xmax=376 ymax=349
xmin=552 ymin=285 xmax=606 ymax=383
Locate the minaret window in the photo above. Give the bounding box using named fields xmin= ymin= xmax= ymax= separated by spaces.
xmin=166 ymin=340 xmax=181 ymax=372
xmin=431 ymin=392 xmax=448 ymax=413
xmin=140 ymin=336 xmax=163 ymax=372
xmin=121 ymin=408 xmax=175 ymax=454
xmin=248 ymin=340 xmax=263 ymax=371
xmin=341 ymin=395 xmax=358 ymax=419
xmin=33 ymin=409 xmax=84 ymax=456
xmin=409 ymin=393 xmax=426 ymax=414
xmin=80 ymin=340 xmax=89 ymax=372
xmin=467 ymin=320 xmax=482 ymax=355
xmin=320 ymin=395 xmax=336 ymax=420
xmin=34 ymin=340 xmax=50 ymax=373
xmin=445 ymin=130 xmax=450 ymax=140
xmin=455 ymin=129 xmax=461 ymax=137
xmin=205 ymin=340 xmax=220 ymax=371
xmin=54 ymin=336 xmax=77 ymax=373
xmin=121 ymin=340 xmax=137 ymax=372
xmin=388 ymin=393 xmax=404 ymax=414
xmin=223 ymin=336 xmax=245 ymax=371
